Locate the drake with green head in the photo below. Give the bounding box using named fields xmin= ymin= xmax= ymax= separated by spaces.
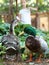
xmin=24 ymin=27 xmax=48 ymax=63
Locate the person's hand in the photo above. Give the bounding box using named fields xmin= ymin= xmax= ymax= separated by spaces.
xmin=16 ymin=16 xmax=20 ymax=21
xmin=29 ymin=7 xmax=38 ymax=11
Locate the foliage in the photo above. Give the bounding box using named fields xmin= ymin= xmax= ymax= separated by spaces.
xmin=0 ymin=0 xmax=49 ymax=14
xmin=0 ymin=22 xmax=49 ymax=47
xmin=0 ymin=43 xmax=6 ymax=56
xmin=21 ymin=54 xmax=27 ymax=61
xmin=0 ymin=2 xmax=9 ymax=13
xmin=0 ymin=22 xmax=10 ymax=42
xmin=0 ymin=22 xmax=10 ymax=35
xmin=0 ymin=22 xmax=49 ymax=60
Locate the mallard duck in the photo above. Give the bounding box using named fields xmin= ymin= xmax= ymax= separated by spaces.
xmin=25 ymin=35 xmax=48 ymax=63
xmin=1 ymin=18 xmax=20 ymax=61
xmin=24 ymin=27 xmax=48 ymax=62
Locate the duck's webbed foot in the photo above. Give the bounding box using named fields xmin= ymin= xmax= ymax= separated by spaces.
xmin=35 ymin=54 xmax=42 ymax=63
xmin=35 ymin=58 xmax=42 ymax=63
xmin=26 ymin=59 xmax=33 ymax=62
xmin=46 ymin=60 xmax=49 ymax=63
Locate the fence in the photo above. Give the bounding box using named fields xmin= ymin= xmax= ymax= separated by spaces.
xmin=31 ymin=12 xmax=49 ymax=31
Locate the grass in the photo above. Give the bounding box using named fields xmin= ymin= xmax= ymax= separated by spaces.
xmin=0 ymin=58 xmax=4 ymax=65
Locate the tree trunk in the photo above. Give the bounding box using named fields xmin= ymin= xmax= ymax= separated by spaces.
xmin=9 ymin=0 xmax=14 ymax=22
xmin=15 ymin=0 xmax=18 ymax=15
xmin=35 ymin=0 xmax=40 ymax=28
xmin=0 ymin=15 xmax=2 ymax=22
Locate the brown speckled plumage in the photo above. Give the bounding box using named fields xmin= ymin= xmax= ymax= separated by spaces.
xmin=25 ymin=35 xmax=41 ymax=52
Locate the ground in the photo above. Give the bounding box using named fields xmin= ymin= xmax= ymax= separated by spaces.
xmin=2 ymin=62 xmax=49 ymax=65
xmin=0 ymin=59 xmax=49 ymax=65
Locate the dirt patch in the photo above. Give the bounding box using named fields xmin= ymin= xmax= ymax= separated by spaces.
xmin=2 ymin=59 xmax=49 ymax=65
